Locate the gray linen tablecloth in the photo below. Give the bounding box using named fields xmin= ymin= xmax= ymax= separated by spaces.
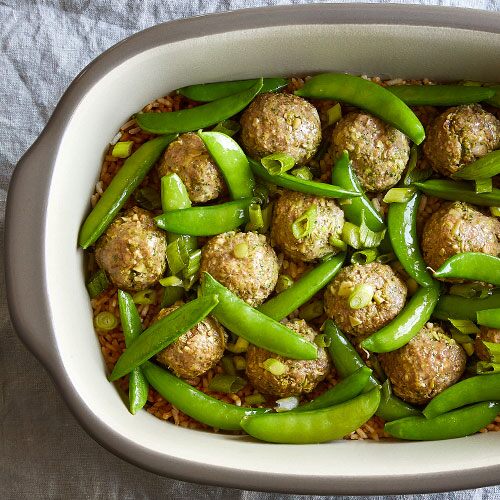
xmin=1 ymin=1 xmax=499 ymax=498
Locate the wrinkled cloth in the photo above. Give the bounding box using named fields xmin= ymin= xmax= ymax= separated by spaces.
xmin=1 ymin=1 xmax=500 ymax=498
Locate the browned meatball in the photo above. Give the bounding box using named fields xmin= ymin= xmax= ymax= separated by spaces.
xmin=158 ymin=132 xmax=226 ymax=203
xmin=423 ymin=104 xmax=500 ymax=177
xmin=155 ymin=305 xmax=227 ymax=379
xmin=379 ymin=324 xmax=466 ymax=405
xmin=324 ymin=263 xmax=407 ymax=337
xmin=271 ymin=190 xmax=344 ymax=262
xmin=422 ymin=201 xmax=500 ymax=271
xmin=200 ymin=231 xmax=279 ymax=307
xmin=95 ymin=207 xmax=167 ymax=291
xmin=240 ymin=92 xmax=321 ymax=164
xmin=475 ymin=326 xmax=500 ymax=361
xmin=331 ymin=112 xmax=410 ymax=192
xmin=245 ymin=319 xmax=330 ymax=397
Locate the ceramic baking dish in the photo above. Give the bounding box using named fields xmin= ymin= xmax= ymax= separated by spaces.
xmin=6 ymin=4 xmax=500 ymax=495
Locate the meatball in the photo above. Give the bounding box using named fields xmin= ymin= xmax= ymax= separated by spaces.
xmin=240 ymin=92 xmax=321 ymax=164
xmin=158 ymin=132 xmax=226 ymax=203
xmin=200 ymin=231 xmax=279 ymax=307
xmin=475 ymin=326 xmax=500 ymax=361
xmin=379 ymin=324 xmax=466 ymax=405
xmin=95 ymin=207 xmax=167 ymax=291
xmin=271 ymin=190 xmax=344 ymax=262
xmin=423 ymin=104 xmax=500 ymax=177
xmin=331 ymin=112 xmax=410 ymax=192
xmin=245 ymin=319 xmax=330 ymax=397
xmin=155 ymin=305 xmax=227 ymax=379
xmin=422 ymin=201 xmax=500 ymax=271
xmin=324 ymin=263 xmax=407 ymax=337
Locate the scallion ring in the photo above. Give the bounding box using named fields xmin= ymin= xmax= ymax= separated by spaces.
xmin=94 ymin=311 xmax=119 ymax=331
xmin=348 ymin=284 xmax=375 ymax=310
xmin=261 ymin=152 xmax=296 ymax=175
xmin=291 ymin=205 xmax=317 ymax=239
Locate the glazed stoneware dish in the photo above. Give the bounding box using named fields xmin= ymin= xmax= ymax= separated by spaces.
xmin=6 ymin=4 xmax=500 ymax=495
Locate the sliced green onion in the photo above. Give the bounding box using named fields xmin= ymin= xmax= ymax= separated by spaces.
xmin=135 ymin=186 xmax=162 ymax=211
xmin=252 ymin=184 xmax=269 ymax=206
xmin=275 ymin=274 xmax=294 ymax=294
xmin=233 ymin=242 xmax=249 ymax=259
xmin=477 ymin=308 xmax=500 ymax=329
xmin=359 ymin=216 xmax=386 ymax=248
xmin=314 ymin=333 xmax=331 ymax=348
xmin=291 ymin=166 xmax=313 ymax=180
xmin=451 ymin=331 xmax=473 ymax=344
xmin=348 ymin=284 xmax=375 ymax=310
xmin=226 ymin=336 xmax=249 ymax=354
xmin=337 ymin=280 xmax=354 ymax=297
xmin=349 ymin=315 xmax=362 ymax=327
xmin=326 ymin=103 xmax=342 ymax=126
xmin=490 ymin=207 xmax=500 ymax=217
xmin=221 ymin=355 xmax=236 ymax=376
xmin=94 ymin=311 xmax=118 ymax=330
xmin=182 ymin=274 xmax=198 ymax=291
xmin=449 ymin=283 xmax=492 ymax=299
xmin=383 ymin=187 xmax=416 ymax=203
xmin=111 ymin=141 xmax=133 ymax=158
xmin=245 ymin=393 xmax=266 ymax=405
xmin=183 ymin=249 xmax=202 ymax=278
xmin=260 ymin=202 xmax=273 ymax=234
xmin=351 ymin=249 xmax=378 ymax=265
xmin=132 ymin=289 xmax=157 ymax=305
xmin=476 ymin=178 xmax=493 ymax=194
xmin=449 ymin=318 xmax=480 ymax=335
xmin=212 ymin=119 xmax=240 ymax=137
xmin=262 ymin=358 xmax=288 ymax=376
xmin=166 ymin=237 xmax=190 ymax=275
xmin=299 ymin=300 xmax=324 ymax=321
xmin=483 ymin=341 xmax=500 ymax=363
xmin=233 ymin=355 xmax=247 ymax=371
xmin=476 ymin=361 xmax=500 ymax=374
xmin=291 ymin=205 xmax=317 ymax=239
xmin=160 ymin=286 xmax=184 ymax=307
xmin=86 ymin=269 xmax=110 ymax=299
xmin=261 ymin=152 xmax=296 ymax=175
xmin=275 ymin=396 xmax=299 ymax=413
xmin=161 ymin=173 xmax=192 ymax=213
xmin=463 ymin=342 xmax=475 ymax=357
xmin=246 ymin=203 xmax=264 ymax=231
xmin=208 ymin=374 xmax=246 ymax=393
xmin=376 ymin=252 xmax=396 ymax=264
xmin=159 ymin=275 xmax=183 ymax=287
xmin=329 ymin=236 xmax=348 ymax=251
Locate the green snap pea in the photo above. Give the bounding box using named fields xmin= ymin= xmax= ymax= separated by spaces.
xmin=154 ymin=198 xmax=252 ymax=236
xmin=476 ymin=308 xmax=500 ymax=329
xmin=257 ymin=252 xmax=346 ymax=321
xmin=200 ymin=273 xmax=318 ymax=360
xmin=385 ymin=401 xmax=500 ymax=441
xmin=198 ymin=131 xmax=255 ymax=199
xmin=117 ymin=290 xmax=149 ymax=414
xmin=386 ymin=85 xmax=495 ymax=106
xmin=136 ymin=79 xmax=263 ymax=134
xmin=142 ymin=362 xmax=268 ymax=430
xmin=433 ymin=253 xmax=500 ymax=285
xmin=414 ymin=180 xmax=500 ymax=206
xmin=388 ymin=192 xmax=434 ymax=287
xmin=295 ymin=73 xmax=425 ymax=144
xmin=109 ymin=294 xmax=219 ymax=381
xmin=325 ymin=320 xmax=420 ymax=421
xmin=433 ymin=291 xmax=500 ymax=321
xmin=331 ymin=151 xmax=385 ymax=232
xmin=79 ymin=134 xmax=177 ymax=249
xmin=453 ymin=150 xmax=500 ymax=180
xmin=484 ymin=85 xmax=500 ymax=107
xmin=292 ymin=367 xmax=372 ymax=413
xmin=177 ymin=77 xmax=288 ymax=102
xmin=248 ymin=158 xmax=360 ymax=199
xmin=423 ymin=374 xmax=500 ymax=418
xmin=361 ymin=281 xmax=441 ymax=353
xmin=240 ymin=389 xmax=380 ymax=444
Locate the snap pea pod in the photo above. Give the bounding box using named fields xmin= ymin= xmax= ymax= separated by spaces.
xmin=413 ymin=180 xmax=500 ymax=206
xmin=248 ymin=158 xmax=359 ymax=199
xmin=433 ymin=291 xmax=500 ymax=321
xmin=292 ymin=367 xmax=372 ymax=413
xmin=240 ymin=389 xmax=380 ymax=444
xmin=109 ymin=294 xmax=219 ymax=381
xmin=79 ymin=134 xmax=177 ymax=249
xmin=476 ymin=308 xmax=500 ymax=329
xmin=177 ymin=77 xmax=288 ymax=102
xmin=257 ymin=252 xmax=346 ymax=321
xmin=361 ymin=281 xmax=441 ymax=353
xmin=117 ymin=290 xmax=149 ymax=414
xmin=453 ymin=150 xmax=500 ymax=180
xmin=423 ymin=374 xmax=500 ymax=418
xmin=154 ymin=198 xmax=252 ymax=236
xmin=484 ymin=85 xmax=500 ymax=107
xmin=136 ymin=79 xmax=263 ymax=134
xmin=331 ymin=151 xmax=385 ymax=232
xmin=198 ymin=131 xmax=255 ymax=199
xmin=385 ymin=402 xmax=500 ymax=441
xmin=325 ymin=320 xmax=421 ymax=421
xmin=295 ymin=73 xmax=425 ymax=144
xmin=142 ymin=362 xmax=268 ymax=430
xmin=388 ymin=192 xmax=434 ymax=287
xmin=386 ymin=85 xmax=495 ymax=106
xmin=200 ymin=273 xmax=318 ymax=360
xmin=433 ymin=253 xmax=500 ymax=285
